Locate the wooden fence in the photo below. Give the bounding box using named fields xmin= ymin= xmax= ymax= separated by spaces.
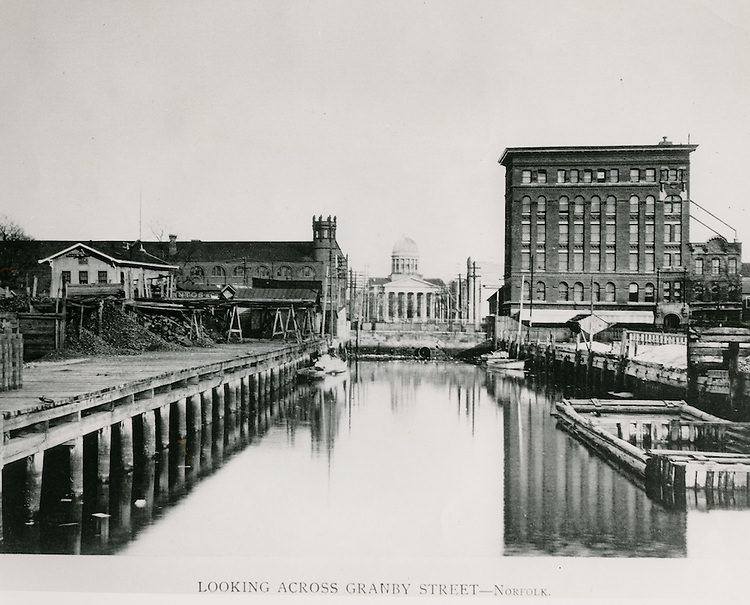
xmin=0 ymin=327 xmax=23 ymax=391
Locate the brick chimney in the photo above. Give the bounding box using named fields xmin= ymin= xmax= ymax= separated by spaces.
xmin=168 ymin=234 xmax=177 ymax=257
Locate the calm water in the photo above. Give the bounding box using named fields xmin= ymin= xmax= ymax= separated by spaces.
xmin=6 ymin=359 xmax=749 ymax=557
xmin=122 ymin=360 xmax=682 ymax=558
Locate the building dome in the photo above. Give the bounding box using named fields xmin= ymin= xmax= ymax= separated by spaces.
xmin=392 ymin=236 xmax=419 ymax=258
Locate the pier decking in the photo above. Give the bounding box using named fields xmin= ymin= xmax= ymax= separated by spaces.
xmin=0 ymin=340 xmax=323 ymax=543
xmin=554 ymin=398 xmax=750 ymax=507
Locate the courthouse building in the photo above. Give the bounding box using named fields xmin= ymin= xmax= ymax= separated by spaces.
xmin=366 ymin=237 xmax=448 ymax=323
xmin=499 ymin=139 xmax=696 ymax=328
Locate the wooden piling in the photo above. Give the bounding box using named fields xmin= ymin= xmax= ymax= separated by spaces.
xmin=225 ymin=380 xmax=237 ymax=416
xmin=188 ymin=392 xmax=202 ymax=433
xmin=240 ymin=376 xmax=249 ymax=415
xmin=201 ymin=389 xmax=213 ymax=427
xmin=118 ymin=415 xmax=135 ymax=474
xmin=158 ymin=403 xmax=171 ymax=449
xmin=141 ymin=410 xmax=156 ymax=459
xmin=68 ymin=436 xmax=84 ymax=499
xmin=96 ymin=426 xmax=111 ymax=483
xmin=174 ymin=398 xmax=187 ymax=442
xmin=23 ymin=452 xmax=44 ymax=525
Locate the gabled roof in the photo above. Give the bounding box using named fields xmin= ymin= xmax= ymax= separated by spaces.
xmin=383 ymin=274 xmax=445 ymax=290
xmin=37 ymin=242 xmax=178 ymax=270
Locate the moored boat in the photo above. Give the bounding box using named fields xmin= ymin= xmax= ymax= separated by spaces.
xmin=297 ymin=353 xmax=348 ymax=381
xmin=481 ymin=350 xmax=526 ymax=372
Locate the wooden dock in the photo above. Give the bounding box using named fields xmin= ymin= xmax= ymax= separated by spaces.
xmin=0 ymin=340 xmax=323 ymax=543
xmin=554 ymin=398 xmax=750 ymax=507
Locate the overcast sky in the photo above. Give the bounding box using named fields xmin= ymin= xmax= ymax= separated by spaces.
xmin=2 ymin=0 xmax=749 ymax=279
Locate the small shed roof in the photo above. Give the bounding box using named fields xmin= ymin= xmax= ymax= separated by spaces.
xmin=225 ymin=286 xmax=319 ymax=305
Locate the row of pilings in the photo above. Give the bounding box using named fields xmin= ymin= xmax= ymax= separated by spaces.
xmin=499 ymin=338 xmax=687 ymax=401
xmin=0 ymin=343 xmax=321 ymax=554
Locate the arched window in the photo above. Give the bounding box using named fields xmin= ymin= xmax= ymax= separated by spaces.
xmin=693 ymin=283 xmax=704 ymax=302
xmin=189 ymin=266 xmax=205 ymax=282
xmin=257 ymin=265 xmax=270 ymax=278
xmin=233 ymin=266 xmax=246 ymax=278
xmin=559 ymin=196 xmax=569 ymax=214
xmin=644 ymin=283 xmax=655 ymax=303
xmin=645 ymin=195 xmax=655 ymax=215
xmin=665 ymin=195 xmax=682 ymax=215
xmin=728 ymin=283 xmax=739 ymax=301
xmin=558 ymin=282 xmax=569 ymax=302
xmin=521 ymin=196 xmax=531 ymax=214
xmin=605 ymin=282 xmax=616 ymax=302
xmin=535 ymin=281 xmax=546 ymax=301
xmin=276 ymin=265 xmax=292 ymax=279
xmin=592 ymin=282 xmax=601 ymax=302
xmin=629 ymin=195 xmax=640 ymax=215
xmin=299 ymin=265 xmax=315 ymax=278
xmin=605 ymin=195 xmax=616 ymax=215
xmin=710 ymin=283 xmax=720 ymax=300
xmin=573 ymin=196 xmax=584 ymax=216
xmin=211 ymin=266 xmax=226 ymax=284
xmin=522 ymin=280 xmax=531 ymax=301
xmin=573 ymin=282 xmax=584 ymax=302
xmin=590 ymin=195 xmax=601 ymax=214
xmin=628 ymin=283 xmax=639 ymax=302
xmin=536 ymin=196 xmax=546 ymax=215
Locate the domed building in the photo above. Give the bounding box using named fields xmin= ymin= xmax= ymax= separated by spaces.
xmin=366 ymin=237 xmax=448 ymax=323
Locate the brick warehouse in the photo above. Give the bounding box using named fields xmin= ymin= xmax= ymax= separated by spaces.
xmin=498 ymin=139 xmax=696 ymax=329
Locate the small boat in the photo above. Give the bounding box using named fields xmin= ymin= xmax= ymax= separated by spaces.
xmin=480 ymin=350 xmax=526 ymax=371
xmin=297 ymin=354 xmax=348 ymax=380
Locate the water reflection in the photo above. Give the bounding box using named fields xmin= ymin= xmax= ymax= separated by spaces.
xmin=2 ymin=360 xmax=720 ymax=556
xmin=497 ymin=374 xmax=686 ymax=556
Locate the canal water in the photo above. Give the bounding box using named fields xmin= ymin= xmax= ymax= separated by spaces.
xmin=4 ymin=360 xmax=750 ymax=557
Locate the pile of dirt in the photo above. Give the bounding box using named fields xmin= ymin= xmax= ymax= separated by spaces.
xmin=137 ymin=312 xmax=216 ymax=347
xmin=0 ymin=294 xmax=57 ymax=313
xmin=64 ymin=304 xmax=181 ymax=356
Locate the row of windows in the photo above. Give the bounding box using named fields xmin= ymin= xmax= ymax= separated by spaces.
xmin=61 ymin=270 xmax=108 ymax=285
xmin=520 ymin=194 xmax=682 ymax=216
xmin=522 ymin=281 xmax=658 ymax=303
xmin=522 ymin=220 xmax=681 ymax=247
xmin=523 ymin=280 xmax=696 ymax=304
xmin=694 ymin=257 xmax=738 ymax=275
xmin=521 ymin=280 xmax=740 ymax=304
xmin=521 ymin=167 xmax=685 ymax=185
xmin=521 ymin=246 xmax=681 ymax=272
xmin=189 ymin=264 xmax=317 ymax=281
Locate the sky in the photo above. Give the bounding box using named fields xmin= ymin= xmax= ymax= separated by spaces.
xmin=2 ymin=0 xmax=750 ymax=280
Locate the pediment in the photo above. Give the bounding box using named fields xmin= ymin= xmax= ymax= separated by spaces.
xmin=383 ymin=275 xmax=442 ymax=291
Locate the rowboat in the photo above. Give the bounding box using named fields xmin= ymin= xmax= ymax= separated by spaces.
xmin=297 ymin=353 xmax=348 ymax=380
xmin=481 ymin=350 xmax=526 ymax=371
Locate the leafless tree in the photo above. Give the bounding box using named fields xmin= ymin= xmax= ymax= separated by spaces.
xmin=0 ymin=215 xmax=33 ymax=241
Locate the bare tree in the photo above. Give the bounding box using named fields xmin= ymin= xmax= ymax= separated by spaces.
xmin=0 ymin=215 xmax=33 ymax=241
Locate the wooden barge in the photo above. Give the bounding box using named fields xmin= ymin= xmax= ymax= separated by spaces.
xmin=554 ymin=398 xmax=750 ymax=507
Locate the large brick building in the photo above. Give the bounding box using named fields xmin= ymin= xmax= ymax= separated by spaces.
xmin=499 ymin=140 xmax=697 ymax=328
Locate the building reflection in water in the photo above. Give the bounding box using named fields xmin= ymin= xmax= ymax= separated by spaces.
xmin=494 ymin=372 xmax=687 ymax=557
xmin=1 ymin=360 xmax=704 ymax=557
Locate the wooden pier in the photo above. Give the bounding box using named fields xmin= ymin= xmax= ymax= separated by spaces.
xmin=0 ymin=340 xmax=323 ymax=544
xmin=554 ymin=398 xmax=750 ymax=507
